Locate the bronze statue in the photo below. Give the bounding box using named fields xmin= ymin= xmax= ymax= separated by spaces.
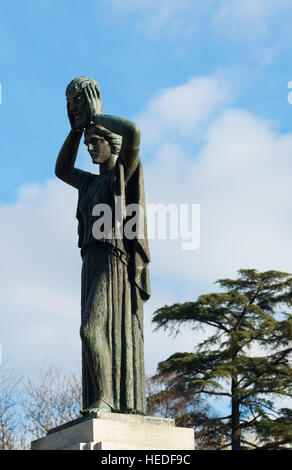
xmin=55 ymin=77 xmax=150 ymax=415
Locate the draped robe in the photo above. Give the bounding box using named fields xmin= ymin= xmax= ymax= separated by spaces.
xmin=76 ymin=156 xmax=150 ymax=413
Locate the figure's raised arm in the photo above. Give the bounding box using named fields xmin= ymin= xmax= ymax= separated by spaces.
xmin=55 ymin=129 xmax=90 ymax=189
xmin=93 ymin=114 xmax=140 ymax=178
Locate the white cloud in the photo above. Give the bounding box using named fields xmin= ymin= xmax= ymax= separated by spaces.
xmin=135 ymin=74 xmax=292 ymax=293
xmin=136 ymin=75 xmax=231 ymax=149
xmin=143 ymin=107 xmax=292 ymax=286
xmin=0 ymin=180 xmax=81 ymax=371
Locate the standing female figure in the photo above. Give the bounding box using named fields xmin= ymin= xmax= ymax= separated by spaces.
xmin=55 ymin=77 xmax=150 ymax=415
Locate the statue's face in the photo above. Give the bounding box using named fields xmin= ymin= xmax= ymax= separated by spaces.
xmin=66 ymin=89 xmax=89 ymax=129
xmin=84 ymin=129 xmax=112 ymax=164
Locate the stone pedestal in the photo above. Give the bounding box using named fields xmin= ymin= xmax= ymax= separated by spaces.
xmin=31 ymin=412 xmax=194 ymax=450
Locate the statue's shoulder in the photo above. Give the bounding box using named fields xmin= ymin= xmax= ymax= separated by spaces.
xmin=79 ymin=172 xmax=99 ymax=191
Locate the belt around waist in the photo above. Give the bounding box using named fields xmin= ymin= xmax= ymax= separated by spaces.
xmin=81 ymin=241 xmax=130 ymax=265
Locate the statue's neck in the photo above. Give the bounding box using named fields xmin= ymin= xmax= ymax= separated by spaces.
xmin=99 ymin=154 xmax=118 ymax=176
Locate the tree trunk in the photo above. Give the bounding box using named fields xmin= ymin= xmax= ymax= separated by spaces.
xmin=231 ymin=375 xmax=240 ymax=450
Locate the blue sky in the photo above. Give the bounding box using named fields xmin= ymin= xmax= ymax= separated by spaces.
xmin=1 ymin=0 xmax=292 ymax=202
xmin=1 ymin=1 xmax=292 ymax=415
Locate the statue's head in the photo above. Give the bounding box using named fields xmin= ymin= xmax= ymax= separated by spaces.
xmin=84 ymin=124 xmax=122 ymax=164
xmin=66 ymin=76 xmax=102 ymax=130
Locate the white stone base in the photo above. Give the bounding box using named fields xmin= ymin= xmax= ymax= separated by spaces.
xmin=31 ymin=412 xmax=194 ymax=450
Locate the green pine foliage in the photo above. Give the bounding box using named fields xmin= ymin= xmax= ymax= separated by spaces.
xmin=146 ymin=372 xmax=223 ymax=449
xmin=152 ymin=269 xmax=292 ymax=450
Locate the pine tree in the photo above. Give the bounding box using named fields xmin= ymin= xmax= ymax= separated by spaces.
xmin=152 ymin=269 xmax=292 ymax=450
xmin=145 ymin=372 xmax=224 ymax=449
